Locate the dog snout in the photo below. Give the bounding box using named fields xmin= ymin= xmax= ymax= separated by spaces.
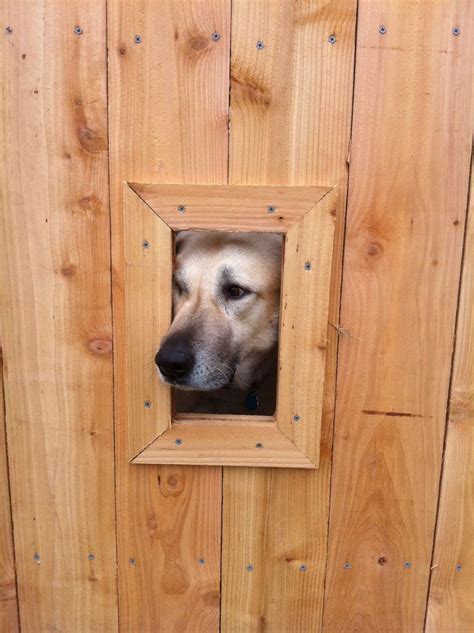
xmin=155 ymin=339 xmax=195 ymax=381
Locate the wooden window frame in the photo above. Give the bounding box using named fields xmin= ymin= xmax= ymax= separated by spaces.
xmin=118 ymin=182 xmax=338 ymax=468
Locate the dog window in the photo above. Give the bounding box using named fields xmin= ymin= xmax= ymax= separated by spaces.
xmin=164 ymin=230 xmax=283 ymax=417
xmin=118 ymin=183 xmax=337 ymax=468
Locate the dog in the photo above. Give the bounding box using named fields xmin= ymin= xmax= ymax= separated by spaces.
xmin=155 ymin=230 xmax=282 ymax=415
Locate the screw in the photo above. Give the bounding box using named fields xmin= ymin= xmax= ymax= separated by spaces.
xmin=246 ymin=564 xmax=254 ymax=572
xmin=404 ymin=561 xmax=412 ymax=569
xmin=267 ymin=205 xmax=276 ymax=214
xmin=88 ymin=553 xmax=95 ymax=561
xmin=379 ymin=25 xmax=387 ymax=35
xmin=198 ymin=557 xmax=206 ymax=566
xmin=177 ymin=205 xmax=186 ymax=213
xmin=5 ymin=26 xmax=13 ymax=34
xmin=33 ymin=552 xmax=41 ymax=563
xmin=256 ymin=40 xmax=265 ymax=50
xmin=129 ymin=558 xmax=136 ymax=566
xmin=175 ymin=438 xmax=183 ymax=446
xmin=328 ymin=34 xmax=337 ymax=45
xmin=300 ymin=564 xmax=307 ymax=572
xmin=452 ymin=26 xmax=461 ymax=36
xmin=344 ymin=562 xmax=352 ymax=569
xmin=144 ymin=400 xmax=152 ymax=409
xmin=74 ymin=26 xmax=83 ymax=35
xmin=455 ymin=563 xmax=462 ymax=573
xmin=134 ymin=34 xmax=142 ymax=44
xmin=293 ymin=414 xmax=301 ymax=423
xmin=304 ymin=261 xmax=312 ymax=271
xmin=255 ymin=442 xmax=264 ymax=449
xmin=142 ymin=239 xmax=150 ymax=249
xmin=211 ymin=32 xmax=220 ymax=41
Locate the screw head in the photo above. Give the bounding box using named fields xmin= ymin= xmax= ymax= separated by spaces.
xmin=344 ymin=562 xmax=352 ymax=569
xmin=177 ymin=205 xmax=186 ymax=213
xmin=304 ymin=261 xmax=312 ymax=271
xmin=198 ymin=557 xmax=206 ymax=566
xmin=33 ymin=553 xmax=41 ymax=563
xmin=300 ymin=564 xmax=307 ymax=572
xmin=256 ymin=40 xmax=265 ymax=50
xmin=328 ymin=34 xmax=337 ymax=44
xmin=246 ymin=563 xmax=254 ymax=572
xmin=379 ymin=25 xmax=387 ymax=35
xmin=129 ymin=558 xmax=136 ymax=566
xmin=267 ymin=205 xmax=276 ymax=214
xmin=255 ymin=442 xmax=264 ymax=449
xmin=455 ymin=563 xmax=462 ymax=573
xmin=144 ymin=400 xmax=152 ymax=409
xmin=74 ymin=25 xmax=83 ymax=35
xmin=88 ymin=553 xmax=95 ymax=561
xmin=211 ymin=32 xmax=220 ymax=41
xmin=404 ymin=561 xmax=412 ymax=569
xmin=134 ymin=34 xmax=142 ymax=44
xmin=452 ymin=26 xmax=461 ymax=36
xmin=293 ymin=414 xmax=301 ymax=423
xmin=175 ymin=438 xmax=183 ymax=446
xmin=142 ymin=239 xmax=150 ymax=249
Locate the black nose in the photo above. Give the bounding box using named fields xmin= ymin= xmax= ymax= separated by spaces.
xmin=155 ymin=340 xmax=194 ymax=380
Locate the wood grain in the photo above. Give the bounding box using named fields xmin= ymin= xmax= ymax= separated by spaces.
xmin=277 ymin=189 xmax=337 ymax=465
xmin=122 ymin=185 xmax=172 ymax=459
xmin=426 ymin=163 xmax=474 ymax=632
xmin=0 ymin=1 xmax=117 ymax=630
xmin=108 ymin=0 xmax=230 ymax=629
xmin=131 ymin=182 xmax=331 ymax=232
xmin=222 ymin=1 xmax=356 ymax=630
xmin=0 ymin=357 xmax=19 ymax=631
xmin=134 ymin=421 xmax=314 ymax=468
xmin=323 ymin=2 xmax=473 ymax=631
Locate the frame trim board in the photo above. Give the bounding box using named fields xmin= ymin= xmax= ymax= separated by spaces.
xmin=120 ymin=182 xmax=338 ymax=468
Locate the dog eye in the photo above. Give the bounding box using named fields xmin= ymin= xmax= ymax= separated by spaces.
xmin=225 ymin=285 xmax=249 ymax=300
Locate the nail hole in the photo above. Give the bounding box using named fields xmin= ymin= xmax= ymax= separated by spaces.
xmin=88 ymin=553 xmax=95 ymax=561
xmin=144 ymin=400 xmax=152 ymax=409
xmin=177 ymin=205 xmax=186 ymax=213
xmin=256 ymin=40 xmax=265 ymax=50
xmin=134 ymin=35 xmax=142 ymax=44
xmin=452 ymin=26 xmax=461 ymax=36
xmin=304 ymin=262 xmax=312 ymax=271
xmin=246 ymin=564 xmax=254 ymax=572
xmin=379 ymin=25 xmax=387 ymax=35
xmin=175 ymin=438 xmax=183 ymax=446
xmin=142 ymin=240 xmax=150 ymax=249
xmin=255 ymin=442 xmax=264 ymax=449
xmin=198 ymin=557 xmax=206 ymax=565
xmin=328 ymin=34 xmax=337 ymax=44
xmin=211 ymin=32 xmax=220 ymax=41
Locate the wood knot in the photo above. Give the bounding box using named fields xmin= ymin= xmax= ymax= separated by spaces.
xmin=367 ymin=242 xmax=383 ymax=258
xmin=189 ymin=35 xmax=209 ymax=52
xmin=119 ymin=47 xmax=126 ymax=55
xmin=60 ymin=264 xmax=76 ymax=278
xmin=203 ymin=591 xmax=220 ymax=607
xmin=378 ymin=556 xmax=388 ymax=566
xmin=77 ymin=125 xmax=106 ymax=153
xmin=87 ymin=339 xmax=112 ymax=355
xmin=78 ymin=195 xmax=102 ymax=214
xmin=158 ymin=469 xmax=185 ymax=497
xmin=231 ymin=73 xmax=271 ymax=108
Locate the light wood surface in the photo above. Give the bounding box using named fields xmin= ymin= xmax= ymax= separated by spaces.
xmin=122 ymin=185 xmax=172 ymax=459
xmin=323 ymin=2 xmax=473 ymax=631
xmin=108 ymin=0 xmax=229 ymax=629
xmin=131 ymin=182 xmax=332 ymax=232
xmin=134 ymin=421 xmax=314 ymax=468
xmin=277 ymin=189 xmax=337 ymax=465
xmin=0 ymin=1 xmax=118 ymax=630
xmin=125 ymin=184 xmax=335 ymax=468
xmin=0 ymin=358 xmax=19 ymax=631
xmin=426 ymin=164 xmax=474 ymax=632
xmin=222 ymin=1 xmax=357 ymax=630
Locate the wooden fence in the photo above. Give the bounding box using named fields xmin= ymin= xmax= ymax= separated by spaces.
xmin=1 ymin=1 xmax=472 ymax=631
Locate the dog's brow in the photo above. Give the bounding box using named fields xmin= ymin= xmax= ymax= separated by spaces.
xmin=173 ymin=271 xmax=188 ymax=291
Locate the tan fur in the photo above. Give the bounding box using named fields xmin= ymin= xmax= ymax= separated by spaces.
xmin=156 ymin=231 xmax=282 ymax=403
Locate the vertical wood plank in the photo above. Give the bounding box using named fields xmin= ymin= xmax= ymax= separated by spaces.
xmin=0 ymin=357 xmax=19 ymax=632
xmin=222 ymin=1 xmax=356 ymax=630
xmin=426 ymin=165 xmax=474 ymax=632
xmin=0 ymin=1 xmax=117 ymax=630
xmin=323 ymin=2 xmax=473 ymax=631
xmin=108 ymin=1 xmax=230 ymax=629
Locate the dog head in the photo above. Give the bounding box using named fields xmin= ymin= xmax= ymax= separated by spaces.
xmin=155 ymin=231 xmax=282 ymax=391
